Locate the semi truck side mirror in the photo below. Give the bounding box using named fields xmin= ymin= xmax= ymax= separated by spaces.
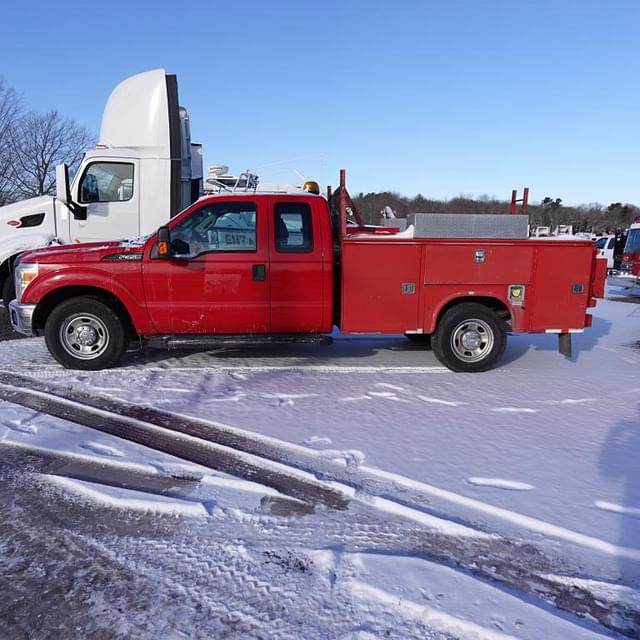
xmin=55 ymin=163 xmax=87 ymax=221
xmin=72 ymin=205 xmax=88 ymax=221
xmin=56 ymin=164 xmax=70 ymax=206
xmin=156 ymin=226 xmax=172 ymax=258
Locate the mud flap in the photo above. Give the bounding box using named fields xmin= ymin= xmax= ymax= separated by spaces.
xmin=558 ymin=333 xmax=572 ymax=358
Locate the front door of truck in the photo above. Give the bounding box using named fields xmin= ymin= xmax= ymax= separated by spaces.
xmin=69 ymin=159 xmax=140 ymax=242
xmin=143 ymin=199 xmax=270 ymax=334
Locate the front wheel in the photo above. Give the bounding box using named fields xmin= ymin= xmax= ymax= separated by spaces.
xmin=44 ymin=297 xmax=127 ymax=370
xmin=432 ymin=303 xmax=506 ymax=372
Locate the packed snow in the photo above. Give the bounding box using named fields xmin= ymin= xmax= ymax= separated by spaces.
xmin=0 ymin=286 xmax=639 ymax=638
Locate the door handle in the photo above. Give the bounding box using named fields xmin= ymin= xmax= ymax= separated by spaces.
xmin=252 ymin=264 xmax=266 ymax=281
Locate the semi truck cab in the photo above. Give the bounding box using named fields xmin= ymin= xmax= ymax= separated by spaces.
xmin=0 ymin=69 xmax=203 ymax=308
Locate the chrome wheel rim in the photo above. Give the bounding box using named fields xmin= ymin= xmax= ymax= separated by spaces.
xmin=450 ymin=318 xmax=494 ymax=363
xmin=59 ymin=313 xmax=110 ymax=360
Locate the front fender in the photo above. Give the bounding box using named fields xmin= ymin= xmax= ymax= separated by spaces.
xmin=22 ymin=266 xmax=154 ymax=334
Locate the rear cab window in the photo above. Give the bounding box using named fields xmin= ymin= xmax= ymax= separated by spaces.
xmin=274 ymin=202 xmax=313 ymax=253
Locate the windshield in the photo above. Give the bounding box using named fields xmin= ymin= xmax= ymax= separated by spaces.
xmin=624 ymin=228 xmax=640 ymax=253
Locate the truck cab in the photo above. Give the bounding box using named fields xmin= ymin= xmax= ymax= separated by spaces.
xmin=144 ymin=192 xmax=334 ymax=336
xmin=622 ymin=221 xmax=640 ymax=275
xmin=0 ymin=69 xmax=203 ymax=308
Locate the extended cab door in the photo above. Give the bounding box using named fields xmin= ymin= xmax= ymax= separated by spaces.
xmin=143 ymin=199 xmax=270 ymax=334
xmin=70 ymin=159 xmax=140 ymax=242
xmin=268 ymin=196 xmax=328 ymax=332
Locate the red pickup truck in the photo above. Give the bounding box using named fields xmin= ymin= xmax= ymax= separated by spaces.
xmin=9 ymin=175 xmax=606 ymax=372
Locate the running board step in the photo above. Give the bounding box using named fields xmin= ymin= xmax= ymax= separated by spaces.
xmin=147 ymin=333 xmax=333 ymax=350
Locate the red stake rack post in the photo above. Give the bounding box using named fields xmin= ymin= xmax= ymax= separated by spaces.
xmin=510 ymin=187 xmax=529 ymax=215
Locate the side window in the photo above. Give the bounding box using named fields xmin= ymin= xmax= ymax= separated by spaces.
xmin=594 ymin=237 xmax=606 ymax=249
xmin=607 ymin=237 xmax=616 ymax=250
xmin=171 ymin=201 xmax=257 ymax=256
xmin=79 ymin=162 xmax=134 ymax=203
xmin=274 ymin=202 xmax=313 ymax=253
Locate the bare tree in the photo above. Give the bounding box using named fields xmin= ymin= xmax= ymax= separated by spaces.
xmin=0 ymin=79 xmax=22 ymax=205
xmin=7 ymin=110 xmax=94 ymax=200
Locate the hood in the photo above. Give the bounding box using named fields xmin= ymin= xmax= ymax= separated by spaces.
xmin=0 ymin=195 xmax=54 ymax=219
xmin=19 ymin=240 xmax=146 ymax=265
xmin=0 ymin=196 xmax=55 ymax=228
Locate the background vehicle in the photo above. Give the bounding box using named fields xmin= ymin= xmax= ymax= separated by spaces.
xmin=9 ymin=172 xmax=606 ymax=373
xmin=594 ymin=235 xmax=616 ymax=270
xmin=607 ymin=218 xmax=640 ymax=289
xmin=0 ymin=69 xmax=203 ymax=309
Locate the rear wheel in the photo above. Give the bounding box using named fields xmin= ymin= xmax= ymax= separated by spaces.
xmin=432 ymin=303 xmax=506 ymax=372
xmin=1 ymin=276 xmax=15 ymax=312
xmin=45 ymin=297 xmax=127 ymax=370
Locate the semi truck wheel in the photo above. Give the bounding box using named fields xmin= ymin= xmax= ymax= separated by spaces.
xmin=45 ymin=297 xmax=127 ymax=370
xmin=432 ymin=303 xmax=506 ymax=372
xmin=1 ymin=276 xmax=15 ymax=312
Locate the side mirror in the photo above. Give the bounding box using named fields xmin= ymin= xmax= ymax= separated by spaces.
xmin=72 ymin=204 xmax=88 ymax=221
xmin=156 ymin=226 xmax=172 ymax=258
xmin=55 ymin=164 xmax=70 ymax=205
xmin=56 ymin=163 xmax=87 ymax=221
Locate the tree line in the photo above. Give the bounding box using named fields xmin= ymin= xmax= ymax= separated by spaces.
xmin=0 ymin=78 xmax=93 ymax=207
xmin=352 ymin=192 xmax=639 ymax=234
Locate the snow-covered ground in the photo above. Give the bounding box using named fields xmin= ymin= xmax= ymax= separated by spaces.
xmin=0 ymin=287 xmax=639 ymax=639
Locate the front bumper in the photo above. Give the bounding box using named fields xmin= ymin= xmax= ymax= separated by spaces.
xmin=607 ymin=272 xmax=639 ymax=289
xmin=9 ymin=300 xmax=36 ymax=337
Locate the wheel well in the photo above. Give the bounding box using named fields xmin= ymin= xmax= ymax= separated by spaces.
xmin=0 ymin=262 xmax=8 ymax=288
xmin=436 ymin=296 xmax=512 ymax=327
xmin=0 ymin=255 xmax=20 ymax=289
xmin=32 ymin=286 xmax=138 ymax=339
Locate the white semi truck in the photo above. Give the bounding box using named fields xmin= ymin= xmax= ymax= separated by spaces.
xmin=0 ymin=69 xmax=203 ymax=308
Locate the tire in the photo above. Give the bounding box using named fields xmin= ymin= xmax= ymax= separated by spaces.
xmin=432 ymin=303 xmax=507 ymax=372
xmin=1 ymin=276 xmax=15 ymax=312
xmin=44 ymin=297 xmax=127 ymax=370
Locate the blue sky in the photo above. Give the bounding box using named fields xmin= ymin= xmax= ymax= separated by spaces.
xmin=2 ymin=0 xmax=638 ymax=205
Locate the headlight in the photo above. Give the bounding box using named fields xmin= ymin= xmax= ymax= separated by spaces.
xmin=14 ymin=263 xmax=39 ymax=303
